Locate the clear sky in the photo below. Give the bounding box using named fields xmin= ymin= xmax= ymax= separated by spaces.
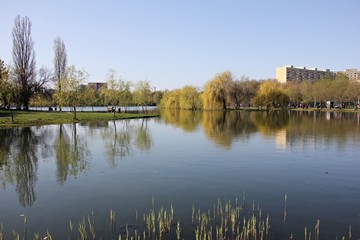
xmin=1 ymin=1 xmax=359 ymax=90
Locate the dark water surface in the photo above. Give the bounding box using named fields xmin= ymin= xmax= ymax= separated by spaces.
xmin=1 ymin=110 xmax=360 ymax=239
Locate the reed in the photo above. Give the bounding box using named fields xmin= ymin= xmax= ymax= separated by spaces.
xmin=2 ymin=197 xmax=359 ymax=240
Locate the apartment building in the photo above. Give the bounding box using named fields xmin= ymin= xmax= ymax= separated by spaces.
xmin=340 ymin=69 xmax=360 ymax=81
xmin=276 ymin=65 xmax=335 ymax=83
xmin=88 ymin=82 xmax=107 ymax=92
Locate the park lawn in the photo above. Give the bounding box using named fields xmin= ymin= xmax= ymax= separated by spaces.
xmin=0 ymin=110 xmax=159 ymax=128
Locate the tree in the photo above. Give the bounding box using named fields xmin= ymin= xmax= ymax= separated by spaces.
xmin=118 ymin=79 xmax=132 ymax=112
xmin=133 ymin=80 xmax=151 ymax=111
xmin=100 ymin=69 xmax=120 ymax=116
xmin=61 ymin=65 xmax=88 ymax=119
xmin=0 ymin=59 xmax=10 ymax=107
xmin=202 ymin=71 xmax=233 ymax=110
xmin=160 ymin=89 xmax=181 ymax=109
xmin=0 ymin=59 xmax=18 ymax=122
xmin=53 ymin=37 xmax=67 ymax=111
xmin=11 ymin=15 xmax=37 ymax=110
xmin=300 ymin=80 xmax=315 ymax=105
xmin=81 ymin=86 xmax=97 ymax=111
xmin=253 ymin=80 xmax=289 ymax=111
xmin=284 ymin=81 xmax=302 ymax=108
xmin=228 ymin=78 xmax=259 ymax=109
xmin=179 ymin=86 xmax=202 ymax=110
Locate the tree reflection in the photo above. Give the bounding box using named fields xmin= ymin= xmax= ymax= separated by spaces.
xmin=102 ymin=120 xmax=132 ymax=168
xmin=100 ymin=119 xmax=154 ymax=167
xmin=251 ymin=111 xmax=290 ymax=137
xmin=160 ymin=109 xmax=202 ymax=132
xmin=0 ymin=129 xmax=16 ymax=189
xmin=54 ymin=124 xmax=89 ymax=185
xmin=0 ymin=128 xmax=42 ymax=206
xmin=135 ymin=118 xmax=152 ymax=151
xmin=202 ymin=111 xmax=258 ymax=149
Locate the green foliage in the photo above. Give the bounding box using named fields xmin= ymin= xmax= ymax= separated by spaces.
xmin=160 ymin=89 xmax=181 ymax=109
xmin=60 ymin=65 xmax=88 ymax=119
xmin=133 ymin=80 xmax=151 ymax=110
xmin=0 ymin=59 xmax=11 ymax=107
xmin=179 ymin=86 xmax=202 ymax=110
xmin=253 ymin=80 xmax=289 ymax=110
xmin=202 ymin=71 xmax=233 ymax=110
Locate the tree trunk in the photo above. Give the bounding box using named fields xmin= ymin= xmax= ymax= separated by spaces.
xmin=9 ymin=108 xmax=14 ymax=123
xmin=73 ymin=106 xmax=77 ymax=119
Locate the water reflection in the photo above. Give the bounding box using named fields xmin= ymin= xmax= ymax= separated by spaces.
xmin=101 ymin=120 xmax=132 ymax=168
xmin=161 ymin=110 xmax=360 ymax=150
xmin=54 ymin=124 xmax=90 ymax=185
xmin=0 ymin=111 xmax=359 ymax=207
xmin=0 ymin=127 xmax=49 ymax=206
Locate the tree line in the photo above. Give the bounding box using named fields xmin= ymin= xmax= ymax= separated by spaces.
xmin=2 ymin=16 xmax=360 ymax=115
xmin=160 ymin=70 xmax=360 ymax=111
xmin=0 ymin=15 xmax=161 ymax=119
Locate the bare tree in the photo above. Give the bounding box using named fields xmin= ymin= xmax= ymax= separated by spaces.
xmin=11 ymin=15 xmax=37 ymax=110
xmin=53 ymin=36 xmax=67 ymax=111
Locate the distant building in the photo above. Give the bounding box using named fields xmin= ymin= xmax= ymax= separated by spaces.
xmin=339 ymin=69 xmax=360 ymax=82
xmin=88 ymin=82 xmax=107 ymax=92
xmin=276 ymin=65 xmax=335 ymax=83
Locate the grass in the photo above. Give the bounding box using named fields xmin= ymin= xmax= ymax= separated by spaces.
xmin=1 ymin=197 xmax=355 ymax=240
xmin=0 ymin=109 xmax=159 ymax=128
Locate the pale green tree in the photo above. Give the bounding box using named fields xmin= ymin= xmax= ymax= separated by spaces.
xmin=100 ymin=69 xmax=119 ymax=115
xmin=118 ymin=79 xmax=132 ymax=112
xmin=133 ymin=80 xmax=151 ymax=111
xmin=179 ymin=86 xmax=202 ymax=110
xmin=0 ymin=59 xmax=10 ymax=107
xmin=0 ymin=59 xmax=18 ymax=122
xmin=300 ymin=80 xmax=315 ymax=105
xmin=61 ymin=65 xmax=88 ymax=119
xmin=284 ymin=81 xmax=302 ymax=108
xmin=253 ymin=80 xmax=289 ymax=111
xmin=202 ymin=71 xmax=233 ymax=110
xmin=81 ymin=86 xmax=98 ymax=111
xmin=160 ymin=89 xmax=181 ymax=109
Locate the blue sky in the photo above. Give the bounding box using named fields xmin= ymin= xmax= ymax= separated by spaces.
xmin=1 ymin=1 xmax=359 ymax=90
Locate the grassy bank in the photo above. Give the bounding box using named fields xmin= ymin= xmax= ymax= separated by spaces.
xmin=0 ymin=110 xmax=159 ymax=128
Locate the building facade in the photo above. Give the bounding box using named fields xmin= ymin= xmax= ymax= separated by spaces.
xmin=88 ymin=82 xmax=107 ymax=92
xmin=340 ymin=69 xmax=360 ymax=82
xmin=276 ymin=65 xmax=335 ymax=83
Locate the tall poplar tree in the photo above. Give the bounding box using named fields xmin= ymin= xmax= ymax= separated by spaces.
xmin=11 ymin=15 xmax=36 ymax=109
xmin=53 ymin=37 xmax=67 ymax=111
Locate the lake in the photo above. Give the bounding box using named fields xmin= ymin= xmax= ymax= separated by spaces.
xmin=0 ymin=110 xmax=360 ymax=239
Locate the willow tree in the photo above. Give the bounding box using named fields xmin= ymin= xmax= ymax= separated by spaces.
xmin=253 ymin=80 xmax=289 ymax=111
xmin=179 ymin=86 xmax=202 ymax=110
xmin=11 ymin=15 xmax=37 ymax=109
xmin=53 ymin=37 xmax=67 ymax=111
xmin=160 ymin=89 xmax=181 ymax=109
xmin=202 ymin=71 xmax=233 ymax=110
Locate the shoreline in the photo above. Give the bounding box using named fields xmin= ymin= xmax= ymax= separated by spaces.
xmin=0 ymin=109 xmax=159 ymax=128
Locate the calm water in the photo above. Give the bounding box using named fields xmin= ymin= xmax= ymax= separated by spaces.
xmin=1 ymin=110 xmax=360 ymax=239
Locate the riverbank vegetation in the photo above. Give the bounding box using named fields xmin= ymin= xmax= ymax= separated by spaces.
xmin=1 ymin=197 xmax=354 ymax=240
xmin=160 ymin=71 xmax=360 ymax=111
